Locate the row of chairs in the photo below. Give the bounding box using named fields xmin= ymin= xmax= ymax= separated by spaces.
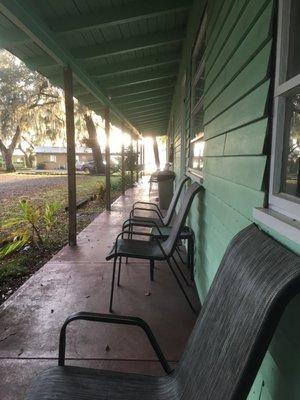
xmin=24 ymin=179 xmax=300 ymax=400
xmin=106 ymin=176 xmax=201 ymax=313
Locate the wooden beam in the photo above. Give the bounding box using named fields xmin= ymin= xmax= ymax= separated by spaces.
xmin=141 ymin=143 xmax=145 ymax=177
xmin=26 ymin=29 xmax=185 ymax=66
xmin=47 ymin=0 xmax=191 ymax=33
xmin=45 ymin=52 xmax=180 ymax=82
xmin=115 ymin=92 xmax=173 ymax=106
xmin=102 ymin=67 xmax=178 ymax=90
xmin=138 ymin=123 xmax=167 ymax=130
xmin=130 ymin=137 xmax=134 ymax=187
xmin=138 ymin=122 xmax=167 ymax=128
xmin=153 ymin=136 xmax=160 ymax=170
xmin=130 ymin=113 xmax=169 ymax=122
xmin=120 ymin=100 xmax=172 ymax=112
xmin=105 ymin=107 xmax=111 ymax=211
xmin=63 ymin=66 xmax=77 ymax=247
xmin=86 ymin=52 xmax=181 ymax=78
xmin=126 ymin=106 xmax=171 ymax=118
xmin=109 ymin=79 xmax=175 ymax=98
xmin=0 ymin=26 xmax=30 ymax=47
xmin=128 ymin=109 xmax=170 ymax=120
xmin=136 ymin=140 xmax=139 ymax=182
xmin=73 ymin=29 xmax=185 ymax=61
xmin=121 ymin=124 xmax=126 ymax=195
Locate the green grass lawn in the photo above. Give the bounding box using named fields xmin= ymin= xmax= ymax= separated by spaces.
xmin=0 ymin=174 xmax=129 ymax=303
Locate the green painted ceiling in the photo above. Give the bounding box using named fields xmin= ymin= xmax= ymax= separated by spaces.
xmin=0 ymin=0 xmax=192 ymax=137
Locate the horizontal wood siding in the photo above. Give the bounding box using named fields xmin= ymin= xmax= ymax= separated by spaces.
xmin=168 ymin=0 xmax=300 ymax=399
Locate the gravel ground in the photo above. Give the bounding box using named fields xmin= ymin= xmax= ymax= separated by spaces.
xmin=0 ymin=174 xmax=68 ymax=201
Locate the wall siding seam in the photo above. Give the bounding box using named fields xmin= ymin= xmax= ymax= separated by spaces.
xmin=204 ymin=172 xmax=265 ymax=219
xmin=204 ymin=37 xmax=273 ymax=113
xmin=205 ymin=0 xmax=237 ymax=61
xmin=204 ymin=2 xmax=274 ymax=108
xmin=204 ymin=158 xmax=267 ymax=191
xmin=204 ymin=0 xmax=271 ymax=96
xmin=204 ymin=116 xmax=268 ymax=142
xmin=205 ymin=80 xmax=270 ymax=139
xmin=205 ymin=0 xmax=248 ymax=77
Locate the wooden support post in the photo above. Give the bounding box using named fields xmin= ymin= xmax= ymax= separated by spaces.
xmin=136 ymin=140 xmax=139 ymax=182
xmin=142 ymin=142 xmax=145 ymax=176
xmin=121 ymin=125 xmax=126 ymax=195
xmin=63 ymin=66 xmax=77 ymax=247
xmin=153 ymin=136 xmax=160 ymax=170
xmin=105 ymin=107 xmax=111 ymax=211
xmin=130 ymin=136 xmax=134 ymax=187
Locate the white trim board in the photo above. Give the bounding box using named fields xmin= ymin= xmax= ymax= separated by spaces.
xmin=253 ymin=208 xmax=300 ymax=245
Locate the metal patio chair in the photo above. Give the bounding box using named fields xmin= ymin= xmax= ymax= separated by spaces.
xmin=127 ymin=175 xmax=190 ymax=229
xmin=106 ymin=182 xmax=202 ymax=313
xmin=123 ymin=175 xmax=192 ymax=277
xmin=25 ymin=224 xmax=300 ymax=400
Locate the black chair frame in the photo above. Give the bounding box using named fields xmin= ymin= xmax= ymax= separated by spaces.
xmin=58 ymin=311 xmax=172 ymax=374
xmin=109 ymin=229 xmax=196 ymax=314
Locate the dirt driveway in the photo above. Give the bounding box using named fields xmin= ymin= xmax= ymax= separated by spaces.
xmin=0 ymin=173 xmax=68 ymax=201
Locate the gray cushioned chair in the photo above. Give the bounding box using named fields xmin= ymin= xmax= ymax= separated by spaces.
xmin=25 ymin=225 xmax=300 ymax=400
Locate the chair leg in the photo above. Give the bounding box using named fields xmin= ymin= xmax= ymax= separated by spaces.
xmin=166 ymin=258 xmax=196 ymax=313
xmin=109 ymin=257 xmax=117 ymax=313
xmin=171 ymin=255 xmax=190 ymax=286
xmin=126 ymin=225 xmax=133 ymax=264
xmin=150 ymin=259 xmax=155 ymax=281
xmin=117 ymin=257 xmax=122 ymax=287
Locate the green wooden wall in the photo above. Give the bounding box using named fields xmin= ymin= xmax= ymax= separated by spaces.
xmin=168 ymin=0 xmax=300 ymax=399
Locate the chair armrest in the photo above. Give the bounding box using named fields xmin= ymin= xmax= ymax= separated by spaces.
xmin=132 ymin=201 xmax=163 ymax=217
xmin=58 ymin=312 xmax=172 ymax=374
xmin=114 ymin=230 xmax=155 ymax=251
xmin=130 ymin=207 xmax=164 ymax=224
xmin=122 ymin=218 xmax=164 ymax=236
xmin=108 ymin=230 xmax=167 ymax=260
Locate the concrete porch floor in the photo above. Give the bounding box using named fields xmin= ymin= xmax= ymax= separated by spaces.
xmin=0 ymin=180 xmax=199 ymax=400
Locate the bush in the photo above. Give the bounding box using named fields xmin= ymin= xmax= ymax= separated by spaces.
xmin=0 ymin=199 xmax=61 ymax=260
xmin=36 ymin=162 xmax=46 ymax=170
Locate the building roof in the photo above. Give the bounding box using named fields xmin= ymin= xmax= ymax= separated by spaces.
xmin=0 ymin=1 xmax=192 ymax=137
xmin=34 ymin=146 xmax=92 ymax=154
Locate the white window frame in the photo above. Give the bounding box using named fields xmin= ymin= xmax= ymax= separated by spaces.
xmin=269 ymin=0 xmax=300 ymax=220
xmin=190 ymin=12 xmax=206 ymax=141
xmin=187 ymin=11 xmax=207 ymax=180
xmin=254 ymin=0 xmax=300 ymax=244
xmin=50 ymin=154 xmax=56 ymax=162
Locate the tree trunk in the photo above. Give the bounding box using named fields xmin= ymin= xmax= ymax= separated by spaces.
xmin=153 ymin=136 xmax=160 ymax=170
xmin=19 ymin=136 xmax=35 ymax=168
xmin=18 ymin=143 xmax=32 ymax=168
xmin=0 ymin=125 xmax=21 ymax=172
xmin=1 ymin=147 xmax=15 ymax=172
xmin=84 ymin=114 xmax=104 ymax=174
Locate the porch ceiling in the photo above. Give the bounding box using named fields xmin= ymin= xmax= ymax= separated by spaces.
xmin=0 ymin=0 xmax=192 ymax=137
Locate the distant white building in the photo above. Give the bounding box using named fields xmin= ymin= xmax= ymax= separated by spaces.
xmin=34 ymin=146 xmax=92 ymax=170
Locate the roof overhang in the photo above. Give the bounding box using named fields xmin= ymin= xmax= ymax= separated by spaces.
xmin=0 ymin=0 xmax=192 ymax=137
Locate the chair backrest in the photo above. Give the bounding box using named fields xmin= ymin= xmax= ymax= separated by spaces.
xmin=174 ymin=224 xmax=300 ymax=400
xmin=162 ymin=182 xmax=201 ymax=255
xmin=162 ymin=175 xmax=190 ymax=225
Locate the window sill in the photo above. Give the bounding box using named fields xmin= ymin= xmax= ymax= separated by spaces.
xmin=253 ymin=207 xmax=300 ymax=245
xmin=186 ymin=168 xmax=204 ymax=184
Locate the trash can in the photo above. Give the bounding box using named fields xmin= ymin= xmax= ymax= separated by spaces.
xmin=157 ymin=170 xmax=176 ymax=210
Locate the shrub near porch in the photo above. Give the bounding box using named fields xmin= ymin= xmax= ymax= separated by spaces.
xmin=0 ymin=174 xmax=125 ymax=303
